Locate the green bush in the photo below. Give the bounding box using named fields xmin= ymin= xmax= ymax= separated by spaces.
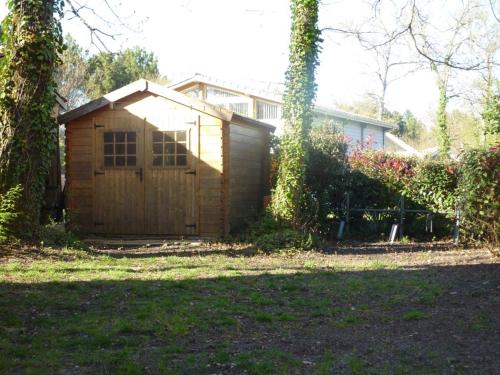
xmin=305 ymin=124 xmax=349 ymax=234
xmin=254 ymin=229 xmax=315 ymax=252
xmin=458 ymin=147 xmax=499 ymax=246
xmin=36 ymin=222 xmax=87 ymax=249
xmin=406 ymin=159 xmax=458 ymax=215
xmin=349 ymin=151 xmax=457 ymax=217
xmin=241 ymin=212 xmax=316 ymax=252
xmin=0 ymin=185 xmax=22 ymax=242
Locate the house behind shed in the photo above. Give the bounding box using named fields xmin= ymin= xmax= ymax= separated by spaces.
xmin=59 ymin=80 xmax=274 ymax=237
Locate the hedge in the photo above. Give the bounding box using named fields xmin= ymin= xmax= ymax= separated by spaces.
xmin=349 ymin=146 xmax=499 ymax=246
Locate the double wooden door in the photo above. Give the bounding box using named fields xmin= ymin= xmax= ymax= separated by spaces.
xmin=93 ymin=114 xmax=198 ymax=235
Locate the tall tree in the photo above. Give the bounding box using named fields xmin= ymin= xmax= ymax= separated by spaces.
xmin=324 ymin=7 xmax=421 ymax=121
xmin=0 ymin=0 xmax=64 ymax=235
xmin=407 ymin=0 xmax=492 ymax=156
xmin=86 ymin=47 xmax=160 ymax=99
xmin=271 ymin=0 xmax=321 ymax=227
xmin=55 ymin=34 xmax=89 ymax=110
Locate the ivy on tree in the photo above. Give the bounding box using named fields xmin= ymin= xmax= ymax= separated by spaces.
xmin=0 ymin=0 xmax=64 ymax=236
xmin=271 ymin=0 xmax=321 ymax=227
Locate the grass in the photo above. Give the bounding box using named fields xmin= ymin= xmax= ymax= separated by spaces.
xmin=0 ymin=243 xmax=498 ymax=374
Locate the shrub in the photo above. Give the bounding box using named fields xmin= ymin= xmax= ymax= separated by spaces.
xmin=253 ymin=228 xmax=315 ymax=252
xmin=349 ymin=151 xmax=457 ymax=217
xmin=305 ymin=124 xmax=349 ymax=235
xmin=36 ymin=222 xmax=87 ymax=249
xmin=457 ymin=146 xmax=499 ymax=246
xmin=0 ymin=185 xmax=22 ymax=242
xmin=243 ymin=212 xmax=316 ymax=252
xmin=406 ymin=159 xmax=458 ymax=216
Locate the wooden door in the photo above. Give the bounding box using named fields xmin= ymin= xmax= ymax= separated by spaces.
xmin=93 ymin=115 xmax=145 ymax=234
xmin=144 ymin=117 xmax=199 ymax=235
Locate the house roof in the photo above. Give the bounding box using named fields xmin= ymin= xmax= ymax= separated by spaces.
xmin=384 ymin=132 xmax=422 ymax=156
xmin=169 ymin=73 xmax=395 ymax=129
xmin=58 ymin=79 xmax=275 ymax=131
xmin=169 ymin=73 xmax=284 ymax=103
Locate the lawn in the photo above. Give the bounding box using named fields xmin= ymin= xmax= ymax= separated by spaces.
xmin=0 ymin=241 xmax=498 ymax=374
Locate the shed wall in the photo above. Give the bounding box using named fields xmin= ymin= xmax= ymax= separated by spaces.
xmin=65 ymin=119 xmax=94 ymax=232
xmin=65 ymin=92 xmax=225 ymax=237
xmin=228 ymin=122 xmax=270 ymax=230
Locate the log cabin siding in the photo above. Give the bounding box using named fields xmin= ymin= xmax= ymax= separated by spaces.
xmin=198 ymin=117 xmax=224 ymax=237
xmin=228 ymin=122 xmax=268 ymax=230
xmin=65 ymin=119 xmax=94 ymax=232
xmin=62 ymin=81 xmax=273 ymax=238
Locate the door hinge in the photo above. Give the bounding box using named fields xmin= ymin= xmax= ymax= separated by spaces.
xmin=185 ymin=170 xmax=196 ymax=176
xmin=94 ymin=222 xmax=104 ymax=226
xmin=185 ymin=224 xmax=197 ymax=228
xmin=94 ymin=171 xmax=105 ymax=176
xmin=94 ymin=124 xmax=104 ymax=129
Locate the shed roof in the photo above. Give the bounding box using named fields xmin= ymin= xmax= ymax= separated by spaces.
xmin=58 ymin=79 xmax=275 ymax=131
xmin=169 ymin=73 xmax=395 ymax=129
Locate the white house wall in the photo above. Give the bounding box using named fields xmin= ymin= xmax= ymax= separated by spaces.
xmin=343 ymin=122 xmax=362 ymax=148
xmin=364 ymin=125 xmax=384 ymax=150
xmin=175 ymin=81 xmax=409 ymax=153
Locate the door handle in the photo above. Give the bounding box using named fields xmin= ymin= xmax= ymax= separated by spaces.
xmin=135 ymin=167 xmax=143 ymax=182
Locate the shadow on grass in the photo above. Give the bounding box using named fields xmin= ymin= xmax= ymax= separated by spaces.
xmin=0 ymin=263 xmax=498 ymax=374
xmin=323 ymin=241 xmax=460 ymax=255
xmin=95 ymin=245 xmax=258 ymax=259
xmin=88 ymin=242 xmax=460 ymax=260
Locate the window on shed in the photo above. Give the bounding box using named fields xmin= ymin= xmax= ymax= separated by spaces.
xmin=152 ymin=130 xmax=188 ymax=167
xmin=103 ymin=131 xmax=137 ymax=167
xmin=256 ymin=101 xmax=281 ymax=120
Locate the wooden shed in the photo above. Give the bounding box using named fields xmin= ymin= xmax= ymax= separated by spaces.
xmin=58 ymin=79 xmax=274 ymax=237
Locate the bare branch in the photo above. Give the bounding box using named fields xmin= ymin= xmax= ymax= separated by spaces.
xmin=488 ymin=0 xmax=500 ymax=23
xmin=65 ymin=0 xmax=115 ymax=52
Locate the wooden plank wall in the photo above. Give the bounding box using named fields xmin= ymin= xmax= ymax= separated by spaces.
xmin=119 ymin=93 xmax=224 ymax=237
xmin=228 ymin=122 xmax=269 ymax=231
xmin=198 ymin=116 xmax=224 ymax=237
xmin=65 ymin=119 xmax=94 ymax=232
xmin=65 ymin=92 xmax=226 ymax=237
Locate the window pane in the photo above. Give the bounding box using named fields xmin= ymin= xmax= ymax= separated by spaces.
xmin=127 ymin=143 xmax=136 ymax=155
xmin=177 ymin=143 xmax=187 ymax=154
xmin=115 ymin=132 xmax=125 ymax=142
xmin=165 ymin=155 xmax=175 ymax=166
xmin=184 ymin=88 xmax=200 ymax=98
xmin=126 ymin=132 xmax=136 ymax=142
xmin=115 ymin=156 xmax=125 ymax=166
xmin=104 ymin=132 xmax=113 ymax=143
xmin=229 ymin=103 xmax=248 ymax=116
xmin=127 ymin=156 xmax=136 ymax=166
xmin=153 ymin=156 xmax=163 ymax=166
xmin=104 ymin=156 xmax=114 ymax=167
xmin=153 ymin=143 xmax=163 ymax=154
xmin=176 ymin=131 xmax=186 ymax=142
xmin=115 ymin=143 xmax=125 ymax=155
xmin=176 ymin=155 xmax=187 ymax=166
xmin=104 ymin=144 xmax=114 ymax=155
xmin=164 ymin=131 xmax=175 ymax=142
xmin=165 ymin=143 xmax=175 ymax=155
xmin=152 ymin=131 xmax=163 ymax=142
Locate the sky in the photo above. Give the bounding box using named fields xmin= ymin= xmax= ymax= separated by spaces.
xmin=1 ymin=0 xmax=495 ymax=125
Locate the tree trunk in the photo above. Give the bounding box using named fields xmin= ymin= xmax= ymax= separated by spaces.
xmin=436 ymin=78 xmax=450 ymax=158
xmin=0 ymin=0 xmax=62 ymax=237
xmin=271 ymin=0 xmax=321 ymax=227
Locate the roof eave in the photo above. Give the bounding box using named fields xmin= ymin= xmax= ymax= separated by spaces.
xmin=231 ymin=113 xmax=276 ymax=132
